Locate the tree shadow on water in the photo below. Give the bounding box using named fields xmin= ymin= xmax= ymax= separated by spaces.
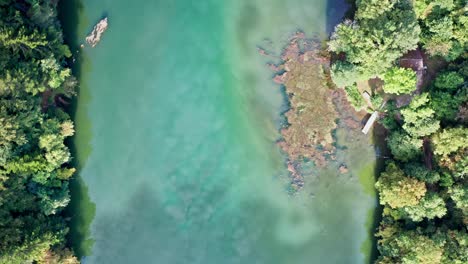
xmin=325 ymin=0 xmax=351 ymax=34
xmin=58 ymin=0 xmax=96 ymax=258
xmin=368 ymin=123 xmax=389 ymax=263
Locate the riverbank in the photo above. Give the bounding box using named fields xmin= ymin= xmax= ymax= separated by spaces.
xmin=58 ymin=0 xmax=96 ymax=258
xmin=58 ymin=1 xmax=380 ymax=263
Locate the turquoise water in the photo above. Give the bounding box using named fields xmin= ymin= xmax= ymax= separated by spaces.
xmin=63 ymin=0 xmax=378 ymax=263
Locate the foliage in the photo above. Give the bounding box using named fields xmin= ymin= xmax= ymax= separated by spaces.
xmin=375 ymin=162 xmax=427 ymax=209
xmin=440 ymin=229 xmax=468 ymax=264
xmin=380 ymin=101 xmax=399 ymax=130
xmin=355 ymin=0 xmax=398 ymax=20
xmin=371 ymin=94 xmax=384 ymax=109
xmin=418 ymin=0 xmax=468 ymax=59
xmin=344 ymin=84 xmax=366 ymax=110
xmin=404 ymin=162 xmax=440 ymax=184
xmin=434 ymin=71 xmax=464 ymax=90
xmin=401 ymin=93 xmax=440 ymax=137
xmin=376 ymin=228 xmax=445 ymax=264
xmin=430 ymin=91 xmax=463 ymax=121
xmin=329 ymin=0 xmax=420 ymax=84
xmin=330 ymin=61 xmax=367 ymax=87
xmin=403 ymin=192 xmax=447 ymax=221
xmin=387 ymin=131 xmax=422 ymax=162
xmin=375 ymin=62 xmax=468 ymax=262
xmin=0 ymin=0 xmax=78 ymax=262
xmin=335 ymin=2 xmax=468 ymax=261
xmin=432 ymin=127 xmax=467 ymax=156
xmin=383 ymin=67 xmax=417 ymax=95
xmin=449 ymin=184 xmax=468 ymax=217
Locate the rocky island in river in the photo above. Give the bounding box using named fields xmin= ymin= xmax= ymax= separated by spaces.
xmin=86 ymin=17 xmax=108 ymax=47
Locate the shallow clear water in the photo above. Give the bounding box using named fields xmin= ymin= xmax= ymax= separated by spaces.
xmin=64 ymin=0 xmax=378 ymax=263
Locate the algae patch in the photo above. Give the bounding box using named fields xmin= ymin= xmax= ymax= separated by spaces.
xmin=271 ymin=33 xmax=337 ymax=167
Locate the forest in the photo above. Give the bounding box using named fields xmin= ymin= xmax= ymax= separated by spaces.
xmin=0 ymin=0 xmax=78 ymax=263
xmin=330 ymin=0 xmax=467 ymax=263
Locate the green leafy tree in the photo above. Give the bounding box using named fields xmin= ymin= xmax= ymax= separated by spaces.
xmin=414 ymin=0 xmax=455 ymax=19
xmin=422 ymin=16 xmax=454 ymax=57
xmin=432 ymin=127 xmax=468 ymax=157
xmin=344 ymin=84 xmax=366 ymax=110
xmin=40 ymin=56 xmax=71 ymax=90
xmin=439 ymin=172 xmax=454 ymax=187
xmin=383 ymin=67 xmax=417 ymax=95
xmin=387 ymin=131 xmax=422 ymax=162
xmin=329 ymin=1 xmax=420 ymax=84
xmin=355 ymin=0 xmax=398 ymax=20
xmin=0 ymin=214 xmax=67 ymax=264
xmin=404 ymin=162 xmax=440 ymax=183
xmin=331 ymin=61 xmax=366 ymax=87
xmin=0 ymin=27 xmax=47 ymax=57
xmin=376 ymin=228 xmax=444 ymax=264
xmin=430 ymin=91 xmax=462 ymax=121
xmin=401 ymin=93 xmax=440 ymax=137
xmin=418 ymin=0 xmax=467 ymax=59
xmin=403 ymin=192 xmax=447 ymax=221
xmin=441 ymin=229 xmax=468 ymax=264
xmin=448 ymin=184 xmax=468 ymax=217
xmin=376 ymin=162 xmax=427 ymax=209
xmin=36 ymin=183 xmax=71 ymax=216
xmin=452 ymin=155 xmax=468 ymax=179
xmin=434 ymin=71 xmax=464 ymax=90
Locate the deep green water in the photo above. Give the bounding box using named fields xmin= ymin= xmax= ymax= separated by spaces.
xmin=61 ymin=0 xmax=379 ymax=263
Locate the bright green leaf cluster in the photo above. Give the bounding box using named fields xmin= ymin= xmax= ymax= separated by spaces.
xmin=383 ymin=67 xmax=417 ymax=95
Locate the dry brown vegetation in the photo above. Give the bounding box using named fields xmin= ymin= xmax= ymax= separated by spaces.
xmin=270 ymin=33 xmax=338 ymax=167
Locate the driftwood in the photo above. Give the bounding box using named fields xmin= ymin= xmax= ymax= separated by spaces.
xmin=86 ymin=17 xmax=108 ymax=47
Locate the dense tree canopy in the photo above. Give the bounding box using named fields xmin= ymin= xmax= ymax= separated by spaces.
xmin=374 ymin=65 xmax=467 ymax=264
xmin=435 ymin=71 xmax=465 ymax=90
xmin=330 ymin=1 xmax=468 ymax=263
xmin=401 ymin=93 xmax=440 ymax=137
xmin=0 ymin=0 xmax=78 ymax=263
xmin=402 ymin=192 xmax=447 ymax=222
xmin=383 ymin=67 xmax=417 ymax=95
xmin=416 ymin=0 xmax=468 ymax=59
xmin=387 ymin=130 xmax=422 ymax=162
xmin=329 ymin=0 xmax=420 ymax=85
xmin=404 ymin=162 xmax=440 ymax=184
xmin=375 ymin=66 xmax=467 ymax=264
xmin=377 ymin=228 xmax=445 ymax=264
xmin=376 ymin=162 xmax=427 ymax=209
xmin=431 ymin=91 xmax=463 ymax=122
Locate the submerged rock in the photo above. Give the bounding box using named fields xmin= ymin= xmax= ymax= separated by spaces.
xmin=287 ymin=161 xmax=304 ymax=191
xmin=339 ymin=165 xmax=349 ymax=174
xmin=86 ymin=17 xmax=108 ymax=47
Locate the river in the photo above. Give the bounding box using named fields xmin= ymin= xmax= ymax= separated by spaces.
xmin=59 ymin=0 xmax=379 ymax=263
